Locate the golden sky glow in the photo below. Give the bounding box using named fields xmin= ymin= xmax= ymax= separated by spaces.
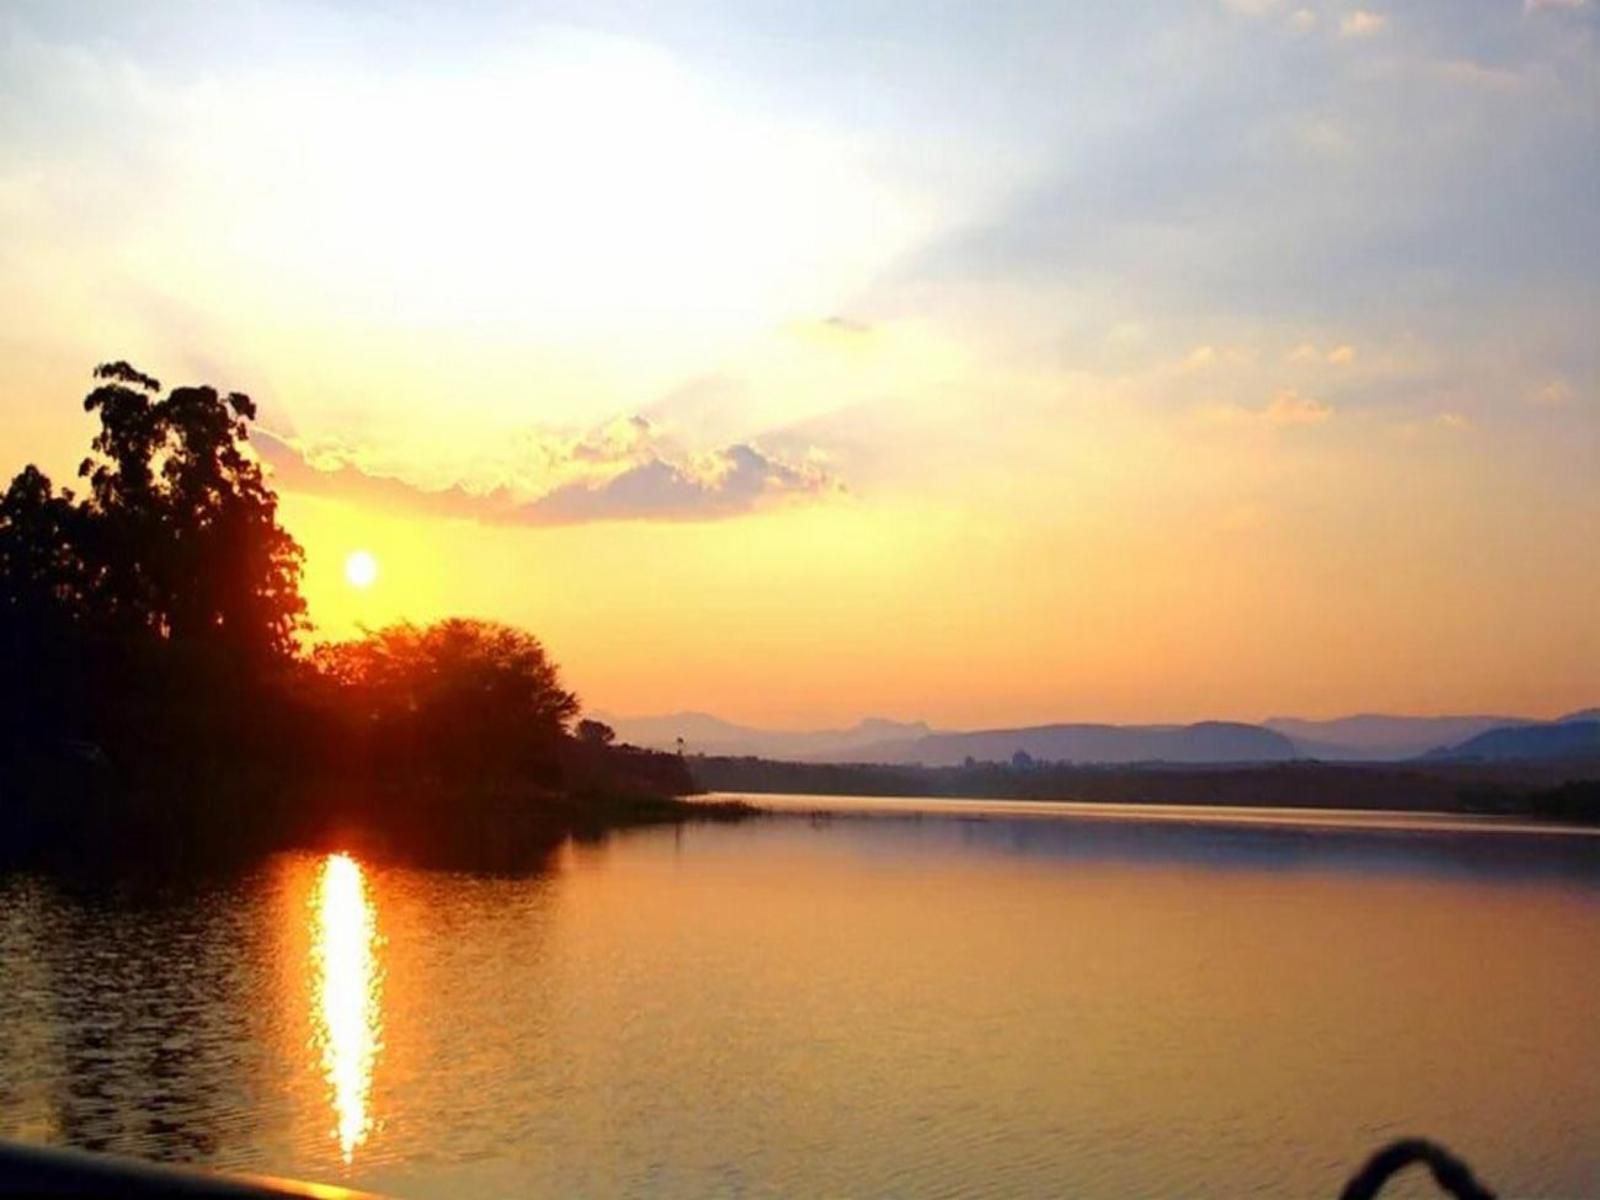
xmin=0 ymin=2 xmax=1594 ymax=726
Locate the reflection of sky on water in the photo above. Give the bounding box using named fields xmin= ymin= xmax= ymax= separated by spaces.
xmin=3 ymin=811 xmax=1598 ymax=1198
xmin=730 ymin=795 xmax=1600 ymax=890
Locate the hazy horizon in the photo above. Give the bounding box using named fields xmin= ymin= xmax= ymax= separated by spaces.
xmin=595 ymin=703 xmax=1595 ymax=730
xmin=1 ymin=0 xmax=1595 ymax=727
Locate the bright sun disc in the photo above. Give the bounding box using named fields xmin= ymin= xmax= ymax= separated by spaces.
xmin=344 ymin=550 xmax=379 ymax=589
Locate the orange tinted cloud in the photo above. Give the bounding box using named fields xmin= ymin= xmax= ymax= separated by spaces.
xmin=251 ymin=428 xmax=837 ymax=527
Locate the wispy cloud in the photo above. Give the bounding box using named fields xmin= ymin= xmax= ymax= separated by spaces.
xmin=1428 ymin=59 xmax=1525 ymax=92
xmin=1286 ymin=343 xmax=1357 ymax=365
xmin=1527 ymin=378 xmax=1576 ymax=407
xmin=1222 ymin=0 xmax=1284 ymax=15
xmin=533 ymin=444 xmax=835 ymax=524
xmin=251 ymin=423 xmax=838 ymax=527
xmin=1202 ymin=388 xmax=1335 ymax=428
xmin=1264 ymin=389 xmax=1335 ymax=425
xmin=1340 ymin=9 xmax=1390 ymax=37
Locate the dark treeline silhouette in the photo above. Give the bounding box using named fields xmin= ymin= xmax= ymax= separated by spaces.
xmin=0 ymin=363 xmax=725 ymax=871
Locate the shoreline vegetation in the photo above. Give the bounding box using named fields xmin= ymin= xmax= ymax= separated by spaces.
xmin=692 ymin=755 xmax=1600 ymax=825
xmin=0 ymin=362 xmax=752 ymax=874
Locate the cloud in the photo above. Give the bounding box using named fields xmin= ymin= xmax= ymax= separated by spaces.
xmin=1339 ymin=10 xmax=1389 ymax=36
xmin=1395 ymin=408 xmax=1476 ymax=439
xmin=251 ymin=431 xmax=514 ymax=521
xmin=532 ymin=444 xmax=834 ymax=524
xmin=1179 ymin=344 xmax=1260 ymax=372
xmin=1200 ymin=388 xmax=1334 ymax=428
xmin=1287 ymin=343 xmax=1358 ymax=365
xmin=887 ymin=0 xmax=1598 ymax=372
xmin=820 ymin=315 xmax=874 ymax=336
xmin=1527 ymin=377 xmax=1576 ymax=406
xmin=1525 ymin=0 xmax=1587 ymax=10
xmin=1429 ymin=59 xmax=1524 ymax=92
xmin=1264 ymin=389 xmax=1335 ymax=424
xmin=251 ymin=424 xmax=837 ymax=527
xmin=1224 ymin=0 xmax=1321 ymax=31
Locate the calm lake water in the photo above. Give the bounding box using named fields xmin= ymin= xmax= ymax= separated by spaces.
xmin=3 ymin=795 xmax=1599 ymax=1198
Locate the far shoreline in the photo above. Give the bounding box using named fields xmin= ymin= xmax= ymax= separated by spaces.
xmin=712 ymin=789 xmax=1600 ymax=837
xmin=688 ymin=754 xmax=1600 ymax=827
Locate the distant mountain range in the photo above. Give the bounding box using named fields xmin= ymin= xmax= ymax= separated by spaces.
xmin=831 ymin=722 xmax=1298 ymax=767
xmin=591 ymin=712 xmax=933 ymax=761
xmin=598 ymin=708 xmax=1600 ymax=766
xmin=1261 ymin=714 xmax=1532 ymax=761
xmin=1424 ymin=718 xmax=1600 ymax=763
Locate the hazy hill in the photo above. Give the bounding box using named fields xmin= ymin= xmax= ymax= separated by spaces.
xmin=597 ymin=711 xmax=932 ymax=760
xmin=1426 ymin=719 xmax=1600 ymax=763
xmin=839 ymin=721 xmax=1299 ymax=766
xmin=605 ymin=708 xmax=1596 ymax=767
xmin=1263 ymin=714 xmax=1529 ymax=761
xmin=608 ymin=715 xmax=1299 ymax=766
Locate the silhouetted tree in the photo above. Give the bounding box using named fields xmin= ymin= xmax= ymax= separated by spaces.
xmin=1 ymin=362 xmax=309 ymax=775
xmin=0 ymin=465 xmax=93 ymax=632
xmin=0 ymin=363 xmax=317 ymax=858
xmin=1 ymin=363 xmax=706 ymax=866
xmin=313 ymin=618 xmax=580 ymax=779
xmin=0 ymin=465 xmax=99 ymax=741
xmin=79 ymin=361 xmax=306 ymax=662
xmin=0 ymin=362 xmax=306 ymax=667
xmin=577 ymin=719 xmax=616 ymax=746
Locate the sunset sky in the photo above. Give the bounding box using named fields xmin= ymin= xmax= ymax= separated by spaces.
xmin=1 ymin=0 xmax=1595 ymax=727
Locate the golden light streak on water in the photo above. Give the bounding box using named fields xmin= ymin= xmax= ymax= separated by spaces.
xmin=311 ymin=852 xmax=383 ymax=1163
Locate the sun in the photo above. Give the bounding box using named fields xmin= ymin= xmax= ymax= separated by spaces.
xmin=344 ymin=550 xmax=379 ymax=590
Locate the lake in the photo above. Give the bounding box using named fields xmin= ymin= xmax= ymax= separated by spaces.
xmin=3 ymin=794 xmax=1599 ymax=1197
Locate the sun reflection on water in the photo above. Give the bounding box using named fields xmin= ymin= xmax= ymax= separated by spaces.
xmin=311 ymin=852 xmax=383 ymax=1163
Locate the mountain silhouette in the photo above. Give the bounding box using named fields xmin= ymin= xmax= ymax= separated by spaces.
xmin=1263 ymin=714 xmax=1532 ymax=761
xmin=1425 ymin=719 xmax=1600 ymax=763
xmin=597 ymin=712 xmax=932 ymax=759
xmin=838 ymin=721 xmax=1299 ymax=766
xmin=608 ymin=708 xmax=1598 ymax=766
xmin=608 ymin=714 xmax=1299 ymax=766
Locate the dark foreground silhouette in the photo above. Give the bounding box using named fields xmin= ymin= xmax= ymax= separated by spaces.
xmin=0 ymin=1134 xmax=1497 ymax=1199
xmin=0 ymin=363 xmax=740 ymax=872
xmin=1339 ymin=1139 xmax=1497 ymax=1200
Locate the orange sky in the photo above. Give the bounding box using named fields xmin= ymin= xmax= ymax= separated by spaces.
xmin=0 ymin=2 xmax=1595 ymax=727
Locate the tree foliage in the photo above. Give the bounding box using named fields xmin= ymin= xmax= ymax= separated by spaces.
xmin=0 ymin=464 xmax=92 ymax=631
xmin=577 ymin=719 xmax=616 ymax=746
xmin=0 ymin=361 xmax=306 ymax=667
xmin=312 ymin=619 xmax=580 ymax=779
